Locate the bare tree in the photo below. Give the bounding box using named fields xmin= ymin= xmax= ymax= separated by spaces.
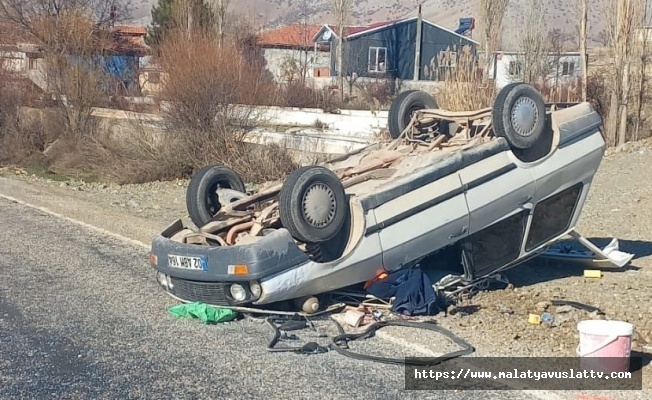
xmin=332 ymin=0 xmax=351 ymax=101
xmin=546 ymin=28 xmax=574 ymax=101
xmin=517 ymin=0 xmax=550 ymax=85
xmin=577 ymin=0 xmax=589 ymax=101
xmin=604 ymin=0 xmax=644 ymax=146
xmin=208 ymin=0 xmax=230 ymax=46
xmin=0 ymin=0 xmax=129 ymax=37
xmin=0 ymin=1 xmax=129 ymax=141
xmin=634 ymin=1 xmax=650 ymax=140
xmin=480 ymin=0 xmax=509 ymax=75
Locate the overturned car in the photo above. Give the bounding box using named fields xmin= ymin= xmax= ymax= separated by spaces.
xmin=149 ymin=83 xmax=606 ymax=312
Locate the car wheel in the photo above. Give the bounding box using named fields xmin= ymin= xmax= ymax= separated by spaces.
xmin=279 ymin=166 xmax=348 ymax=244
xmin=490 ymin=82 xmax=520 ymax=138
xmin=492 ymin=83 xmax=546 ymax=150
xmin=388 ymin=90 xmax=417 ymax=139
xmin=186 ymin=165 xmax=247 ymax=228
xmin=388 ymin=90 xmax=438 ymax=139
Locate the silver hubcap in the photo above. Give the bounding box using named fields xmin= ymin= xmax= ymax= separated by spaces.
xmin=302 ymin=183 xmax=336 ymax=228
xmin=510 ymin=96 xmax=538 ymax=137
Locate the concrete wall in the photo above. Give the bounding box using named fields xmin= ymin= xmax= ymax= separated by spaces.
xmin=139 ymin=70 xmax=165 ymax=95
xmin=50 ymin=104 xmax=388 ymax=165
xmin=249 ymin=105 xmax=388 ymax=137
xmin=307 ymin=76 xmax=442 ymax=97
xmin=0 ymin=50 xmax=26 ymax=72
xmin=262 ymin=47 xmax=331 ymax=83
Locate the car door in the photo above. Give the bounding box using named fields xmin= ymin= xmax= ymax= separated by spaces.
xmin=456 ymin=149 xmax=536 ymax=279
xmin=458 ymin=149 xmax=536 ymax=236
xmin=524 ymin=124 xmax=605 ymax=253
xmin=373 ymin=171 xmax=470 ymax=272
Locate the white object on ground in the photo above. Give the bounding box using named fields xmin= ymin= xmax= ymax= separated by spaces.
xmin=540 ymin=229 xmax=635 ymax=268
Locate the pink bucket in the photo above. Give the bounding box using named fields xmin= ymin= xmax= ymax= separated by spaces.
xmin=576 ymin=320 xmax=634 ymax=373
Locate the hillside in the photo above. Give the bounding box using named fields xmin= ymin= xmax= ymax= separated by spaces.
xmin=129 ymin=0 xmax=649 ymax=48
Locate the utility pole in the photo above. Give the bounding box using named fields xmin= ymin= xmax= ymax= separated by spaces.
xmin=579 ymin=0 xmax=588 ymax=101
xmin=413 ymin=4 xmax=422 ymax=81
xmin=187 ymin=0 xmax=194 ymax=40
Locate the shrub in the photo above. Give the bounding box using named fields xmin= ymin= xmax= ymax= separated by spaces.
xmin=154 ymin=31 xmax=297 ymax=183
xmin=434 ymin=45 xmax=496 ymax=111
xmin=0 ymin=66 xmax=36 ymax=164
xmin=354 ymin=77 xmax=394 ymax=109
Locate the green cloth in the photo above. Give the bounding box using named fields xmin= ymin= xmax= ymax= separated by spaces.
xmin=168 ymin=302 xmax=238 ymax=324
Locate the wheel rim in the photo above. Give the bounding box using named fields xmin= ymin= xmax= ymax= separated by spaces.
xmin=510 ymin=96 xmax=538 ymax=137
xmin=302 ymin=182 xmax=336 ymax=228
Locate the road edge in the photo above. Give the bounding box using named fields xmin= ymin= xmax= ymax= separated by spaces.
xmin=0 ymin=192 xmax=150 ymax=250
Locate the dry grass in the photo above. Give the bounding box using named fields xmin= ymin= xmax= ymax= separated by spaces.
xmin=354 ymin=77 xmax=394 ymax=110
xmin=281 ymin=82 xmax=339 ymax=110
xmin=434 ymin=45 xmax=496 ymax=111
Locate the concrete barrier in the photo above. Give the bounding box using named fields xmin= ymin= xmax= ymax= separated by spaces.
xmin=158 ymin=101 xmax=389 ymax=138
xmin=21 ymin=105 xmax=386 ymax=163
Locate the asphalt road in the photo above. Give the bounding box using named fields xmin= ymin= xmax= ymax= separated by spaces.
xmin=0 ymin=198 xmax=573 ymax=400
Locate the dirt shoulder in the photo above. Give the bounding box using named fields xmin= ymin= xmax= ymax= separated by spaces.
xmin=1 ymin=140 xmax=651 ymax=390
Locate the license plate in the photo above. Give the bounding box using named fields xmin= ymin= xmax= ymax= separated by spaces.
xmin=167 ymin=254 xmax=207 ymax=271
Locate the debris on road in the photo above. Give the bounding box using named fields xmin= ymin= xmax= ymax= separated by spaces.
xmin=168 ymin=302 xmax=238 ymax=324
xmin=551 ymin=299 xmax=604 ymax=315
xmin=365 ymin=266 xmax=446 ymax=317
xmin=584 ymin=269 xmax=603 ymax=279
xmin=541 ymin=313 xmax=554 ymax=324
xmin=541 ymin=236 xmax=635 ymax=268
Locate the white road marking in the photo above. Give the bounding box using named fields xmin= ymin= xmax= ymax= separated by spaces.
xmin=0 ymin=192 xmax=150 ymax=250
xmin=375 ymin=329 xmax=569 ymax=400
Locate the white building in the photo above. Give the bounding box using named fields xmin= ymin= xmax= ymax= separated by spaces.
xmin=487 ymin=51 xmax=583 ymax=90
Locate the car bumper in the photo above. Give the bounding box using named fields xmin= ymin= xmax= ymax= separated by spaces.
xmin=149 ymin=219 xmax=311 ymax=306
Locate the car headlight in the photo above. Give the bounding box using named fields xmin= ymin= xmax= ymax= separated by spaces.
xmin=230 ymin=284 xmax=247 ymax=301
xmin=249 ymin=282 xmax=262 ymax=298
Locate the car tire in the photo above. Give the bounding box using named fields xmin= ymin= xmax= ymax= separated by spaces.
xmin=388 ymin=90 xmax=438 ymax=139
xmin=492 ymin=83 xmax=546 ymax=150
xmin=490 ymin=82 xmax=520 ymax=138
xmin=186 ymin=165 xmax=247 ymax=228
xmin=388 ymin=90 xmax=417 ymax=139
xmin=279 ymin=166 xmax=348 ymax=244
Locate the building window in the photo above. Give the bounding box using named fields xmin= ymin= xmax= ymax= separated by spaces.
xmin=148 ymin=72 xmax=161 ymax=84
xmin=561 ymin=61 xmax=575 ymax=76
xmin=509 ymin=61 xmax=522 ymax=76
xmin=368 ymin=47 xmax=387 ymax=73
xmin=439 ymin=51 xmax=457 ymax=68
xmin=28 ymin=57 xmax=38 ymax=70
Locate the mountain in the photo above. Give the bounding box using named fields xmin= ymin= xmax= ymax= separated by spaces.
xmin=128 ymin=0 xmax=649 ymax=48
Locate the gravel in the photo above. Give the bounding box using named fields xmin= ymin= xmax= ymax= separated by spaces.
xmin=1 ymin=138 xmax=651 ymax=392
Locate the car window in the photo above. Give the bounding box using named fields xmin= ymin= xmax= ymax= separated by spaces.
xmin=525 ymin=183 xmax=583 ymax=252
xmin=466 ymin=209 xmax=529 ymax=278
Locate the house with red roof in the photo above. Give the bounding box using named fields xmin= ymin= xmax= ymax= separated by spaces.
xmin=0 ymin=23 xmax=150 ymax=95
xmin=256 ymin=15 xmax=478 ymax=83
xmin=256 ymin=23 xmax=332 ymax=82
